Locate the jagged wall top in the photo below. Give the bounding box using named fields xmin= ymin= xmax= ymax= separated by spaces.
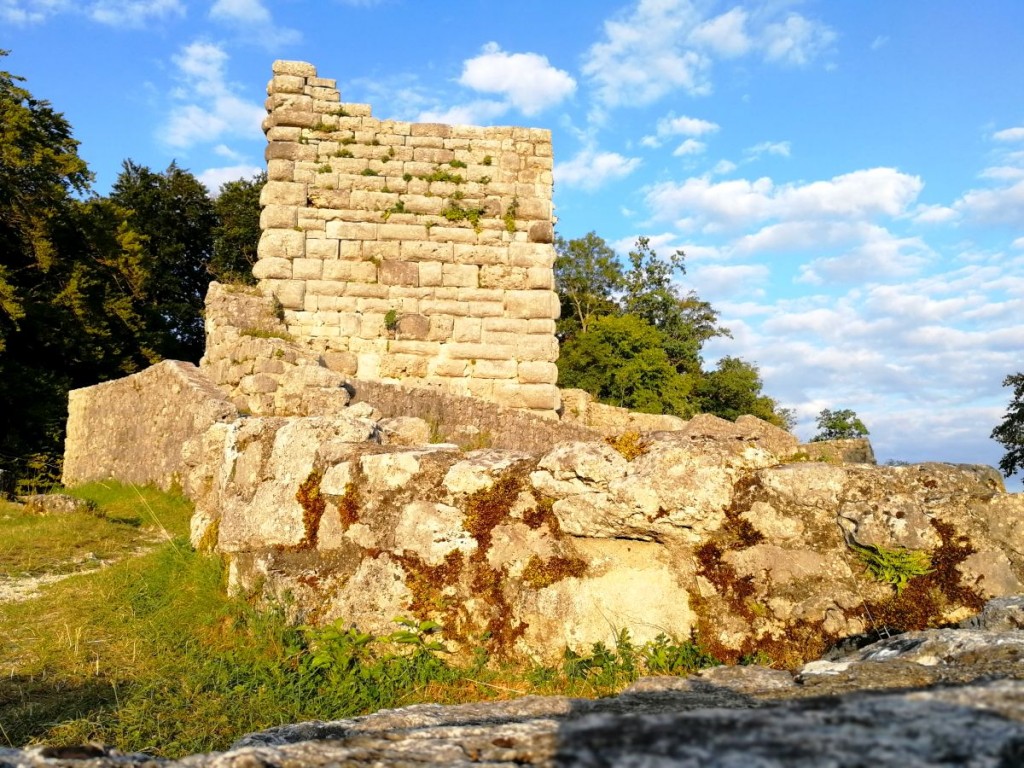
xmin=255 ymin=60 xmax=561 ymax=415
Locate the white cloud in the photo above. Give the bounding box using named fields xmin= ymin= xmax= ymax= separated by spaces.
xmin=209 ymin=0 xmax=300 ymax=46
xmin=871 ymin=35 xmax=889 ymax=50
xmin=555 ymin=146 xmax=641 ymax=191
xmin=993 ymin=127 xmax=1024 ymax=142
xmin=673 ymin=139 xmax=706 ymax=156
xmin=161 ymin=42 xmax=265 ymax=149
xmin=691 ymin=263 xmax=769 ymax=297
xmin=417 ymin=100 xmax=509 ymax=126
xmin=646 ymin=168 xmax=924 ymax=232
xmin=582 ymin=0 xmax=834 ymax=109
xmin=760 ymin=13 xmax=837 ymax=66
xmin=956 ymin=179 xmax=1024 ymax=225
xmin=1 ymin=0 xmax=182 ymax=25
xmin=1014 ymin=237 xmax=1024 ymax=249
xmin=980 ymin=166 xmax=1024 ymax=181
xmin=912 ymin=203 xmax=959 ymax=224
xmin=582 ymin=0 xmax=712 ymax=107
xmin=459 ymin=42 xmax=575 ymax=116
xmin=746 ymin=140 xmax=791 ymax=158
xmin=642 ymin=113 xmax=719 ymax=148
xmin=89 ymin=0 xmax=183 ymax=26
xmin=796 ymin=230 xmax=933 ymax=284
xmin=198 ymin=164 xmax=264 ymax=196
xmin=688 ymin=7 xmax=751 ymax=57
xmin=711 ymin=159 xmax=737 ymax=175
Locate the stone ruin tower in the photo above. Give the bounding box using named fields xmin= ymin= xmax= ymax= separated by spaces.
xmin=255 ymin=60 xmax=561 ymax=416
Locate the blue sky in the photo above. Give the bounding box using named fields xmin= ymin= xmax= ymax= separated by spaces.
xmin=4 ymin=0 xmax=1024 ymax=485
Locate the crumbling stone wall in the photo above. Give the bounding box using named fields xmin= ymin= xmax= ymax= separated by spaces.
xmin=257 ymin=60 xmax=560 ymax=416
xmin=63 ymin=361 xmax=238 ymax=489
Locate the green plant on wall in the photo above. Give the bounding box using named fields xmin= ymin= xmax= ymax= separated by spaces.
xmin=503 ymin=197 xmax=519 ymax=233
xmin=384 ymin=309 xmax=399 ymax=332
xmin=850 ymin=541 xmax=933 ymax=594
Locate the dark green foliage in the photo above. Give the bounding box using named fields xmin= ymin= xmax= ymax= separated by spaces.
xmin=109 ymin=160 xmax=216 ymax=362
xmin=209 ymin=172 xmax=265 ymax=285
xmin=554 ymin=232 xmax=787 ymax=425
xmin=992 ymin=373 xmax=1024 ymax=478
xmin=560 ymin=629 xmax=718 ymax=688
xmin=554 ymin=231 xmax=622 ymax=335
xmin=696 ymin=356 xmax=791 ymax=428
xmin=558 ymin=314 xmax=694 ymax=416
xmin=812 ymin=407 xmax=869 ymax=441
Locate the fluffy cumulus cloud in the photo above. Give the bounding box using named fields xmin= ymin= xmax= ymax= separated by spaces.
xmin=646 ymin=167 xmax=924 ymax=232
xmin=198 ymin=164 xmax=264 ymax=196
xmin=746 ymin=140 xmax=791 ymax=158
xmin=953 ymin=127 xmax=1024 ymax=225
xmin=642 ymin=113 xmax=719 ymax=148
xmin=161 ymin=41 xmax=265 ymax=149
xmin=458 ymin=43 xmax=576 ymax=116
xmin=581 ymin=0 xmax=835 ymax=108
xmin=2 ymin=0 xmax=183 ymax=25
xmin=209 ymin=0 xmax=300 ymax=46
xmin=697 ymin=254 xmax=1024 ymax=466
xmin=555 ymin=146 xmax=641 ymax=192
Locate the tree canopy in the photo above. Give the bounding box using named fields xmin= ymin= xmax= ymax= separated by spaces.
xmin=811 ymin=408 xmax=870 ymax=441
xmin=554 ymin=231 xmax=789 ymax=427
xmin=0 ymin=54 xmax=263 ymax=488
xmin=992 ymin=373 xmax=1024 ymax=478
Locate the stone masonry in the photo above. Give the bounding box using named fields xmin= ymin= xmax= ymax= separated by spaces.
xmin=257 ymin=60 xmax=561 ymax=416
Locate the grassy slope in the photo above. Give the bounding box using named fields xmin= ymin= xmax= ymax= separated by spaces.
xmin=0 ymin=484 xmax=716 ymax=758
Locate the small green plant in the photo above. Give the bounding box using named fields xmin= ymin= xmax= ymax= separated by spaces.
xmin=317 ymin=163 xmax=332 ymax=173
xmin=311 ymin=121 xmax=333 ymax=132
xmin=371 ymin=138 xmax=381 ymax=146
xmin=441 ymin=202 xmax=486 ymax=231
xmin=334 ymin=149 xmax=353 ymax=158
xmin=388 ymin=146 xmax=396 ymax=157
xmin=449 ymin=159 xmax=467 ymax=168
xmin=361 ymin=168 xmax=380 ymax=176
xmin=503 ymin=197 xmax=520 ymax=234
xmin=419 ymin=168 xmax=464 ymax=184
xmin=851 ymin=541 xmax=934 ymax=595
xmin=240 ymin=327 xmax=293 ymax=341
xmin=388 ymin=617 xmax=445 ymax=652
xmin=481 ymin=155 xmax=492 ymax=166
xmin=340 ymin=135 xmax=356 ymax=145
xmin=331 ymin=106 xmax=350 ymax=117
xmin=381 ymin=200 xmax=406 ymax=222
xmin=384 ymin=309 xmax=399 ymax=332
xmin=476 ymin=175 xmax=491 ymax=185
xmin=402 ymin=172 xmax=413 ymax=182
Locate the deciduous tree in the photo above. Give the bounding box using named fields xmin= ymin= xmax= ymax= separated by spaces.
xmin=812 ymin=408 xmax=869 ymax=441
xmin=992 ymin=373 xmax=1024 ymax=478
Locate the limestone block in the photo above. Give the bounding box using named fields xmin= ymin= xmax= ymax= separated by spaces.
xmin=452 ymin=317 xmax=482 ymax=343
xmin=394 ymin=314 xmax=430 ymax=340
xmin=261 ymin=204 xmax=298 ymax=230
xmin=446 ymin=342 xmax=514 ymax=361
xmin=526 ymin=267 xmax=553 ymax=289
xmin=483 ymin=317 xmax=529 ymax=333
xmin=473 ymin=359 xmax=517 ymax=379
xmin=419 ymin=262 xmax=443 ymax=287
xmin=420 ymin=299 xmax=470 ymax=317
xmin=505 ymin=290 xmax=559 ymax=320
xmin=252 ymin=257 xmax=292 ymax=280
xmin=442 ymin=263 xmax=478 ymax=288
xmin=428 ymin=315 xmax=454 ymax=341
xmin=267 ymin=158 xmax=296 ymax=181
xmin=272 ymin=60 xmax=317 ymax=77
xmin=325 ymin=221 xmax=378 ymax=240
xmin=364 ymin=241 xmax=400 ymax=262
xmin=518 ymin=361 xmax=559 ymax=385
xmin=467 ymin=301 xmax=505 ymax=318
xmin=274 ymin=280 xmax=306 ymax=310
xmin=412 ymin=147 xmax=455 ymax=164
xmin=270 ymin=74 xmax=306 ymax=94
xmin=402 ymin=240 xmax=454 ymax=263
xmin=321 ymin=351 xmax=358 ymax=375
xmin=292 ymin=258 xmax=323 ymax=280
xmin=379 ymin=261 xmax=420 ymax=286
xmin=509 ymin=242 xmax=555 ymax=268
xmin=516 ymin=334 xmax=560 ymax=362
xmin=305 ymin=238 xmax=339 ymax=260
xmin=527 ymin=221 xmax=554 ymax=244
xmin=345 ymin=282 xmax=389 ymax=299
xmin=480 ymin=264 xmax=528 ymax=289
xmin=375 ymin=223 xmax=423 ymax=242
xmin=379 ymin=353 xmax=429 ymax=379
xmin=378 ymin=417 xmax=433 ymax=447
xmin=429 ymin=226 xmax=479 ymax=244
xmin=431 ymin=358 xmax=468 ymax=377
xmin=258 ymin=230 xmax=306 ymax=261
xmin=261 ymin=181 xmax=307 ymax=207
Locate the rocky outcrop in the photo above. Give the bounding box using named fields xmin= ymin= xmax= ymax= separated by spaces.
xmin=7 ymin=597 xmax=1024 ymax=766
xmin=181 ymin=399 xmax=1022 ymax=666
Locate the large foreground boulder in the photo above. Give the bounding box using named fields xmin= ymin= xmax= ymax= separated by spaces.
xmin=181 ymin=406 xmax=1023 ymax=667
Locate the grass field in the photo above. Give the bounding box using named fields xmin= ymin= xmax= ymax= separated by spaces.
xmin=0 ymin=483 xmax=718 ymax=758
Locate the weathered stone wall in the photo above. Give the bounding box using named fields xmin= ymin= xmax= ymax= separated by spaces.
xmin=62 ymin=361 xmax=238 ymax=489
xmin=257 ymin=60 xmax=560 ymax=416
